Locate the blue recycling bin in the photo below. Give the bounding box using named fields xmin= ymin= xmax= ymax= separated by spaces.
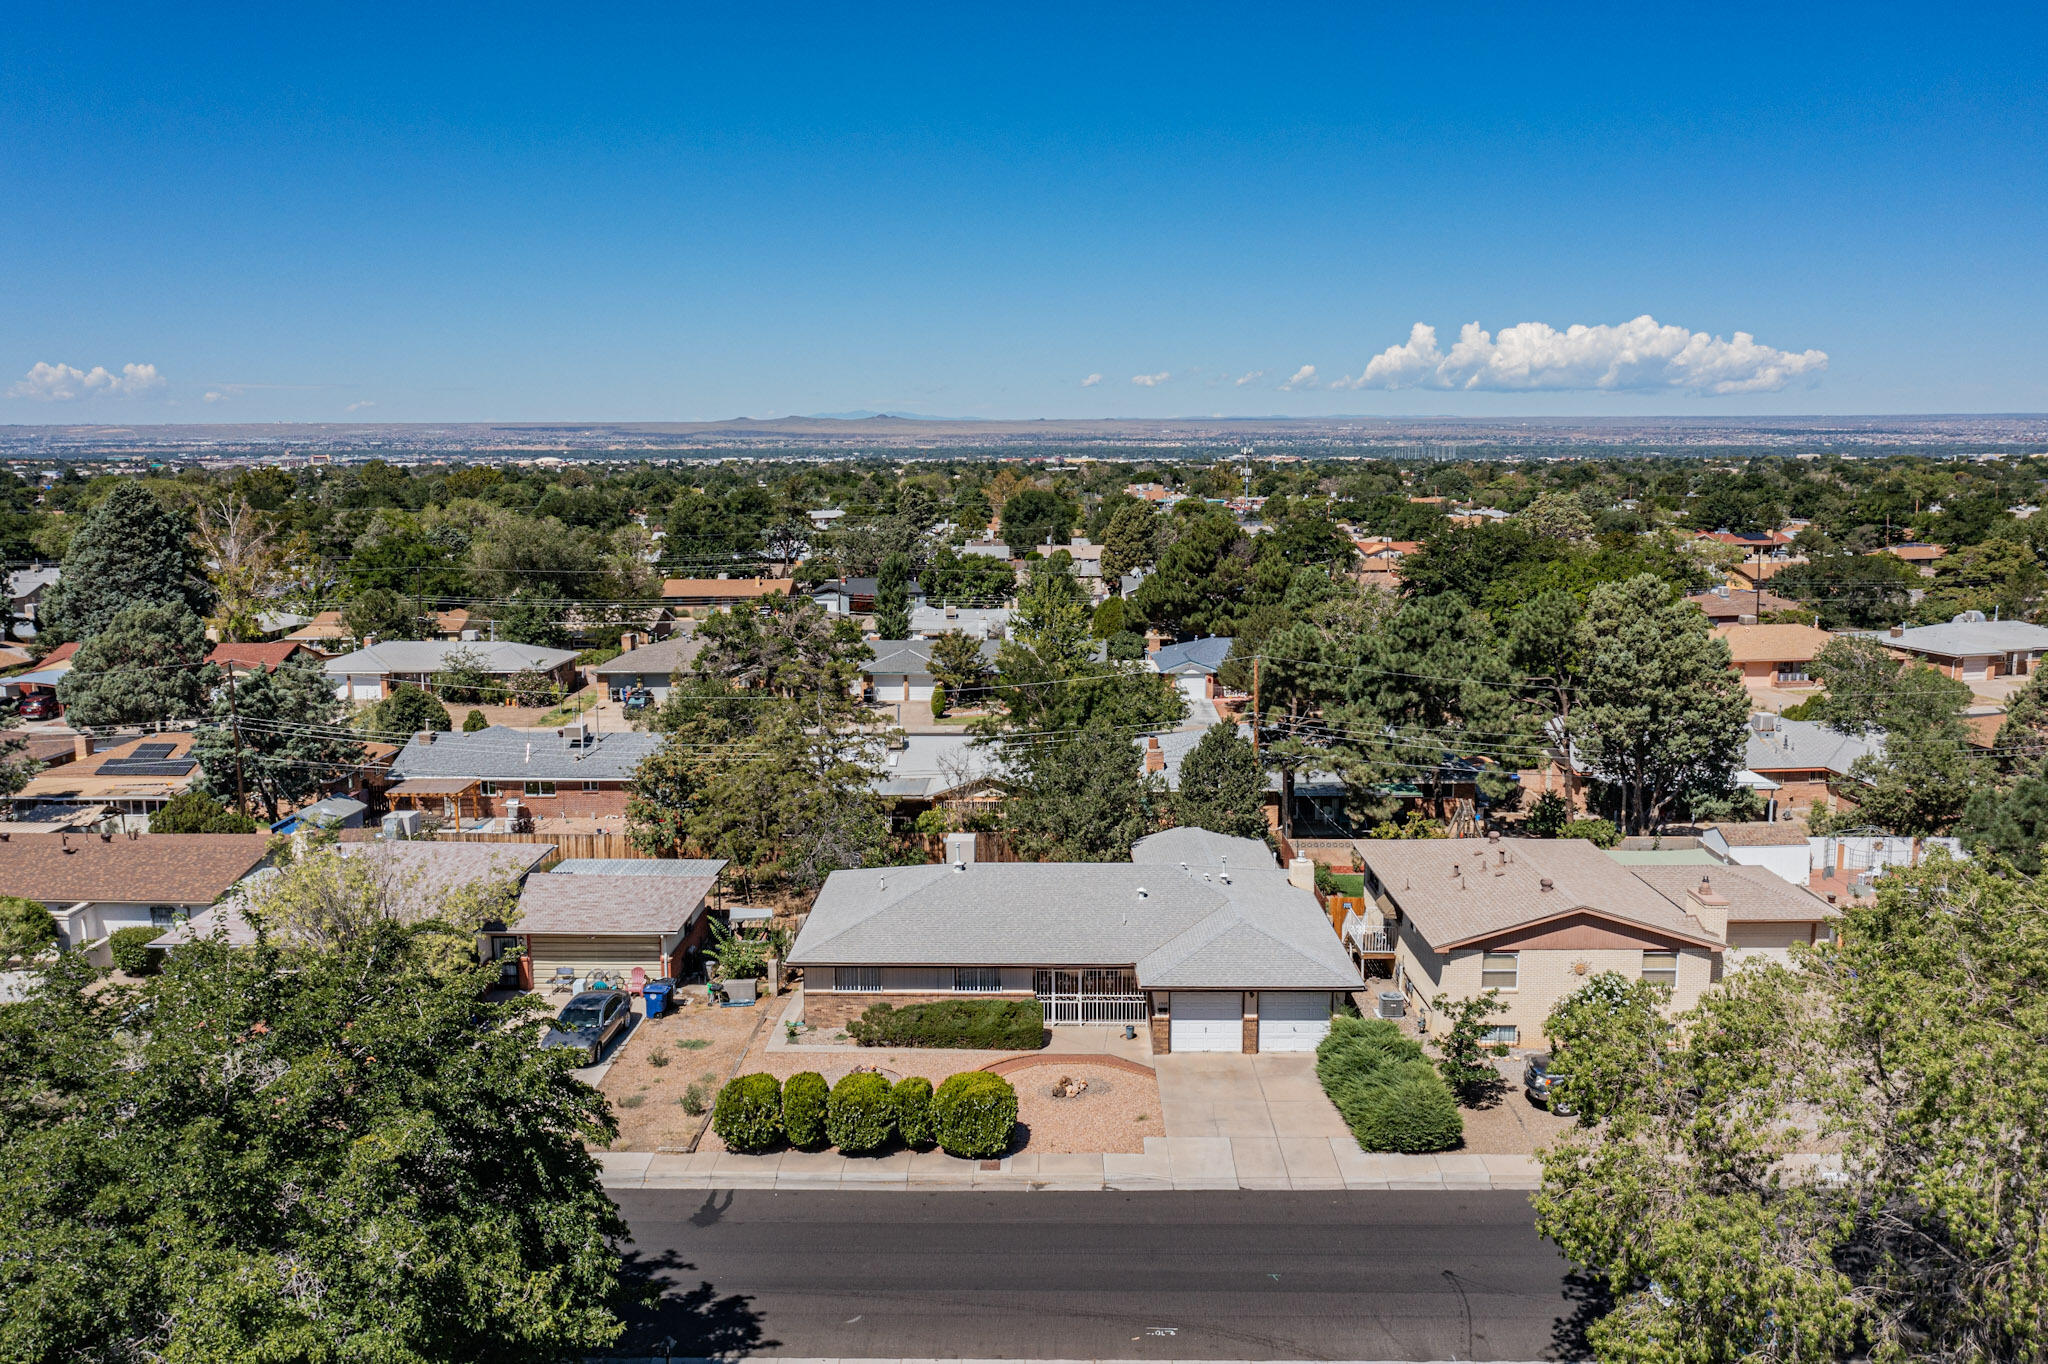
xmin=642 ymin=978 xmax=675 ymax=1018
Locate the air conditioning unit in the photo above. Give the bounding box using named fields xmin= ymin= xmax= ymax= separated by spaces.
xmin=382 ymin=810 xmax=423 ymax=839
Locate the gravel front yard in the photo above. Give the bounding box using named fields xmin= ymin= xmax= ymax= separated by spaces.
xmin=596 ymin=990 xmax=771 ymax=1152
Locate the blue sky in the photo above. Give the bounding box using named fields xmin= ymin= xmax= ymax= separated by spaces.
xmin=3 ymin=4 xmax=2043 ymax=422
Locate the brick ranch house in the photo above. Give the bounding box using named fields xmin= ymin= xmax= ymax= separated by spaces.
xmin=322 ymin=639 xmax=581 ymax=703
xmin=789 ymin=827 xmax=1363 ymax=1054
xmin=383 ymin=725 xmax=661 ymax=826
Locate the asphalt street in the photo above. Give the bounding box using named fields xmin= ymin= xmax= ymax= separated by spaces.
xmin=609 ymin=1189 xmax=1592 ymax=1361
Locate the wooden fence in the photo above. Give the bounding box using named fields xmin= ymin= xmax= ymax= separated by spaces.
xmin=343 ymin=828 xmax=657 ymax=863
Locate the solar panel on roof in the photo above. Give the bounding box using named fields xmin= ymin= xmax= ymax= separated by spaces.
xmin=96 ymin=758 xmax=197 ymax=777
xmin=125 ymin=743 xmax=178 ymax=761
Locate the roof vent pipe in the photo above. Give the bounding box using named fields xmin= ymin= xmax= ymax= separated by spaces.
xmin=1540 ymin=877 xmax=1555 ymax=891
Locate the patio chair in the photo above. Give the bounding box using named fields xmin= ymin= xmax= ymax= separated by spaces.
xmin=628 ymin=966 xmax=648 ymax=997
xmin=549 ymin=966 xmax=576 ymax=996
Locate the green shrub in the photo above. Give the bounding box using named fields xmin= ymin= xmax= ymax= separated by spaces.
xmin=680 ymin=1083 xmax=709 ymax=1116
xmin=1559 ymin=816 xmax=1621 ymax=849
xmin=0 ymin=894 xmax=57 ymax=959
xmin=1348 ymin=1061 xmax=1464 ymax=1153
xmin=1316 ymin=1015 xmax=1463 ymax=1153
xmin=847 ymin=999 xmax=1045 ymax=1050
xmin=462 ymin=708 xmax=489 ymax=733
xmin=107 ymin=925 xmax=164 ymax=976
xmin=782 ymin=1071 xmax=830 ymax=1150
xmin=892 ymin=1076 xmax=936 ymax=1149
xmin=932 ymin=1071 xmax=1018 ymax=1158
xmin=149 ymin=791 xmax=261 ymax=834
xmin=826 ymin=1072 xmax=897 ymax=1155
xmin=647 ymin=1049 xmax=670 ymax=1068
xmin=929 ymin=681 xmax=949 ymax=717
xmin=710 ymin=1072 xmax=782 ymax=1152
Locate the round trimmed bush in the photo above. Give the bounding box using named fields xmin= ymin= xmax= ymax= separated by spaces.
xmin=710 ymin=1073 xmax=783 ymax=1153
xmin=107 ymin=925 xmax=165 ymax=976
xmin=932 ymin=1071 xmax=1018 ymax=1159
xmin=782 ymin=1071 xmax=830 ymax=1150
xmin=1349 ymin=1060 xmax=1463 ymax=1153
xmin=892 ymin=1076 xmax=936 ymax=1150
xmin=826 ymin=1072 xmax=897 ymax=1155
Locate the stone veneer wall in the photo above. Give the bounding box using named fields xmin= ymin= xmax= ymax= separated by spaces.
xmin=801 ymin=989 xmax=1036 ymax=1032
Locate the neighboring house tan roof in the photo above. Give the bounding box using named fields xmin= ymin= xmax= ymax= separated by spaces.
xmin=15 ymin=732 xmax=201 ymax=805
xmin=1702 ymin=820 xmax=1811 ymax=847
xmin=284 ymin=610 xmax=351 ymax=642
xmin=514 ymin=870 xmax=717 ymax=935
xmin=1686 ymin=587 xmax=1802 ymax=621
xmin=1713 ymin=624 xmax=1833 ymax=665
xmin=0 ymin=833 xmax=271 ymax=905
xmin=660 ymin=578 xmax=785 ymax=601
xmin=1356 ymin=837 xmax=1724 ymax=951
xmin=1629 ymin=864 xmax=1837 ymax=924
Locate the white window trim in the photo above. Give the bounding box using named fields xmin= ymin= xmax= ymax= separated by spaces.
xmin=478 ymin=780 xmax=500 ymax=796
xmin=1483 ymin=1024 xmax=1519 ymax=1046
xmin=1641 ymin=950 xmax=1679 ymax=987
xmin=1479 ymin=950 xmax=1519 ymax=992
xmin=527 ymin=780 xmax=557 ymax=797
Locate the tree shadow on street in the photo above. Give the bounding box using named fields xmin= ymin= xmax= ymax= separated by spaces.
xmin=611 ymin=1244 xmax=779 ymax=1361
xmin=1549 ymin=1269 xmax=1612 ymax=1361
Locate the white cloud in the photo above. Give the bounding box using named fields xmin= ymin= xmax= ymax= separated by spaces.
xmin=1080 ymin=373 xmax=1103 ymax=388
xmin=345 ymin=399 xmax=376 ymax=412
xmin=1279 ymin=364 xmax=1318 ymax=392
xmin=1331 ymin=316 xmax=1827 ymax=394
xmin=1234 ymin=370 xmax=1265 ymax=387
xmin=1131 ymin=371 xmax=1170 ymax=387
xmin=203 ymin=390 xmax=226 ymax=403
xmin=9 ymin=361 xmax=166 ymax=401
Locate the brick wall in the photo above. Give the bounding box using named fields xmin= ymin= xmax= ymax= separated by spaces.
xmin=1149 ymin=1015 xmax=1171 ymax=1054
xmin=801 ymin=989 xmax=1035 ymax=1032
xmin=1240 ymin=994 xmax=1260 ymax=1054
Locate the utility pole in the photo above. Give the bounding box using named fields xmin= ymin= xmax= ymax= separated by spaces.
xmin=225 ymin=666 xmax=248 ymax=819
xmin=1250 ymin=656 xmax=1260 ymax=760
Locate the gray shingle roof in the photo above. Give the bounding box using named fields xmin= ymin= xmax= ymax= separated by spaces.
xmin=1149 ymin=636 xmax=1234 ymax=675
xmin=790 ymin=832 xmax=1360 ymax=991
xmin=1885 ymin=619 xmax=2048 ymax=658
xmin=514 ymin=870 xmax=715 ymax=935
xmin=1744 ymin=716 xmax=1880 ymax=776
xmin=551 ymin=857 xmax=728 ymax=878
xmin=389 ymin=726 xmax=662 ymax=783
xmin=1629 ymin=864 xmax=1837 ymax=925
xmin=862 ymin=638 xmax=999 ymax=677
xmin=323 ymin=640 xmax=579 ymax=676
xmin=591 ymin=632 xmax=704 ymax=678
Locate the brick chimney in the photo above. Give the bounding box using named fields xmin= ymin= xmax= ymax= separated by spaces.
xmin=620 ymin=632 xmax=640 ymax=653
xmin=1686 ymin=874 xmax=1732 ymax=940
xmin=414 ymin=730 xmax=435 ymax=747
xmin=1144 ymin=629 xmax=1165 ymax=655
xmin=1144 ymin=736 xmax=1165 ymax=772
xmin=73 ymin=733 xmax=94 ymax=761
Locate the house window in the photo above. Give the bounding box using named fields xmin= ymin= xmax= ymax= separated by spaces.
xmin=1776 ymin=665 xmax=1811 ymax=683
xmin=479 ymin=781 xmax=499 ymax=796
xmin=1480 ymin=951 xmax=1519 ymax=990
xmin=954 ymin=967 xmax=1001 ymax=993
xmin=527 ymin=781 xmax=557 ymax=797
xmin=1642 ymin=951 xmax=1679 ymax=988
xmin=834 ymin=966 xmax=881 ymax=993
xmin=582 ymin=781 xmax=602 ymax=793
xmin=148 ymin=905 xmax=179 ymax=928
xmin=1483 ymin=1024 xmax=1520 ymax=1046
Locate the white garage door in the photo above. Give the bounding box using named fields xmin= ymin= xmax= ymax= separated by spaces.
xmin=1258 ymin=991 xmax=1332 ymax=1052
xmin=1169 ymin=991 xmax=1242 ymax=1053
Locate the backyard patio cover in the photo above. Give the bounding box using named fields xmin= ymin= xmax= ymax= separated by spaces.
xmin=386 ymin=778 xmax=479 ymax=796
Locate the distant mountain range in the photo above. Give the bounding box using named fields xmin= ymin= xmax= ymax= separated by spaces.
xmin=803 ymin=410 xmax=971 ymax=421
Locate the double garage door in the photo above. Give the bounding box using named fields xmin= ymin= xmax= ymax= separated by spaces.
xmin=1168 ymin=991 xmax=1334 ymax=1053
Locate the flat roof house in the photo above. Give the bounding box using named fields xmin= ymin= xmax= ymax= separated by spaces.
xmin=661 ymin=577 xmax=786 ymax=613
xmin=384 ymin=724 xmax=662 ymax=829
xmin=789 ymin=827 xmax=1363 ymax=1054
xmin=12 ymin=732 xmax=205 ymax=827
xmin=0 ymin=832 xmax=273 ymax=953
xmin=1355 ymin=835 xmax=1727 ymax=1047
xmin=1882 ymin=614 xmax=2048 ymax=682
xmin=323 ymin=640 xmax=580 ymax=702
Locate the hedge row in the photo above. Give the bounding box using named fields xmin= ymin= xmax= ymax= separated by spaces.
xmin=846 ymin=999 xmax=1046 ymax=1050
xmin=709 ymin=1069 xmax=1016 ymax=1158
xmin=1315 ymin=1016 xmax=1463 ymax=1153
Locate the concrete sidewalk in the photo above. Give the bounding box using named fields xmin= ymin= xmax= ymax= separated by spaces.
xmin=596 ymin=1137 xmax=1539 ymax=1192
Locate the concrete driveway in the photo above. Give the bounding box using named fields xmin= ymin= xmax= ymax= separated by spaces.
xmin=1155 ymin=1052 xmax=1349 ymax=1140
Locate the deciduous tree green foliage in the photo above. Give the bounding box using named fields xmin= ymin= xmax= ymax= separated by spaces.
xmin=927 ymin=629 xmax=991 ymax=705
xmin=1817 ymin=652 xmax=1979 ymax=835
xmin=690 ymin=593 xmax=868 ymax=700
xmin=873 ymin=550 xmax=912 ymax=639
xmin=37 ymin=482 xmax=214 ymax=644
xmin=0 ymin=894 xmax=56 ymax=959
xmin=1773 ymin=546 xmax=1924 ymax=628
xmin=1917 ymin=536 xmax=2048 ymax=623
xmin=1174 ymin=720 xmax=1267 ymax=839
xmin=1536 ymin=857 xmax=2048 ymax=1364
xmin=1508 ymin=589 xmax=1591 ymax=807
xmin=0 ymin=929 xmax=632 ymax=1361
xmin=1572 ymin=575 xmax=1749 ymax=832
xmin=1397 ymin=522 xmax=1705 ymax=616
xmin=997 ymin=486 xmax=1073 ymax=551
xmin=1803 ymin=634 xmax=1906 ymax=733
xmin=1996 ymin=666 xmax=2048 ymax=771
xmin=1428 ymin=989 xmax=1509 ymax=1103
xmin=57 ymin=603 xmax=211 ymax=727
xmin=148 ymin=791 xmax=261 ymax=834
xmin=194 ymin=655 xmax=365 ymax=820
xmin=363 ymin=682 xmax=452 ymax=736
xmin=495 ymin=591 xmax=572 ymax=650
xmin=1557 ymin=816 xmax=1621 ymax=848
xmin=1001 ymin=724 xmax=1164 ymax=862
xmin=434 ymin=645 xmax=505 ymax=704
xmin=628 ymin=682 xmax=888 ymax=898
xmin=462 ymin=707 xmax=488 ymax=732
xmin=242 ymin=844 xmax=523 ymax=972
xmin=1515 ymin=490 xmax=1597 ymax=543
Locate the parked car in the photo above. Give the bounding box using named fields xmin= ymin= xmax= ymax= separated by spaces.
xmin=15 ymin=693 xmax=59 ymax=720
xmin=541 ymin=989 xmax=633 ymax=1067
xmin=1524 ymin=1052 xmax=1573 ymax=1115
xmin=621 ymin=687 xmax=653 ymax=714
